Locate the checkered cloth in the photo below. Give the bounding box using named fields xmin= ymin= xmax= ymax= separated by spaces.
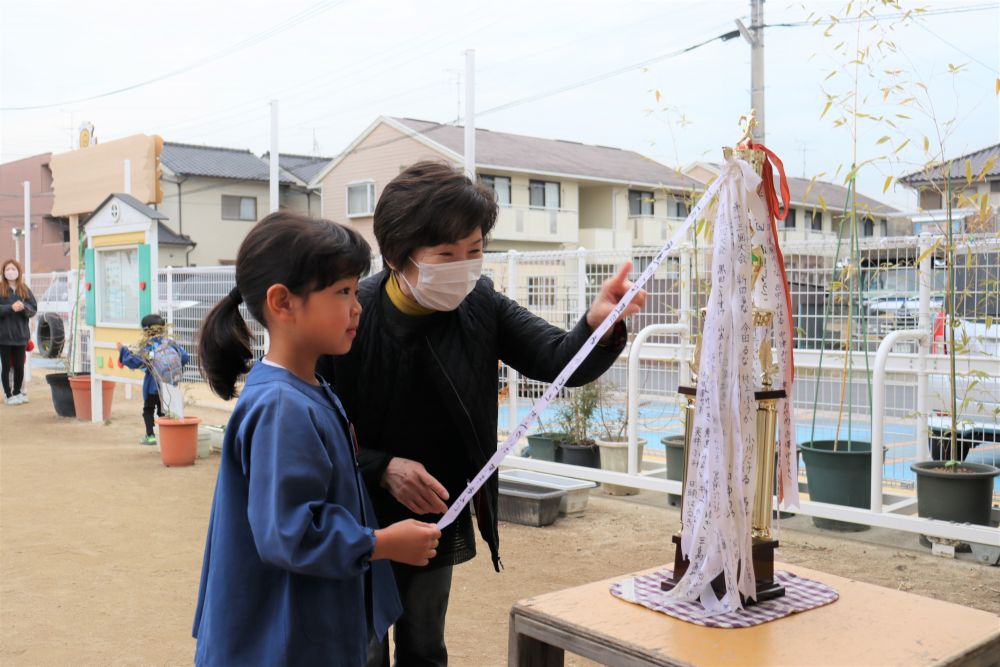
xmin=610 ymin=569 xmax=838 ymax=628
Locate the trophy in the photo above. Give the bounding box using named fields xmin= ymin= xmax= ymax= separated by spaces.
xmin=661 ymin=112 xmax=786 ymax=604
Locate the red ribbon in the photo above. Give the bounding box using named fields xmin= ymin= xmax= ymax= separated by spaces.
xmin=745 ymin=141 xmax=795 ymax=380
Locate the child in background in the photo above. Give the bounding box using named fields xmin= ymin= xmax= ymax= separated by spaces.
xmin=192 ymin=212 xmax=439 ymax=666
xmin=117 ymin=314 xmax=189 ymax=444
xmin=0 ymin=259 xmax=37 ymax=405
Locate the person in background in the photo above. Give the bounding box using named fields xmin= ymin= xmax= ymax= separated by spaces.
xmin=0 ymin=259 xmax=37 ymax=406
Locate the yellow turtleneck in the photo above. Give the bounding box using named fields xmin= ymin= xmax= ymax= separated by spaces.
xmin=386 ymin=272 xmax=434 ymax=316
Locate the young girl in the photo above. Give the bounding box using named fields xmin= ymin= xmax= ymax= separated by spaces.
xmin=0 ymin=259 xmax=37 ymax=405
xmin=192 ymin=212 xmax=440 ymax=667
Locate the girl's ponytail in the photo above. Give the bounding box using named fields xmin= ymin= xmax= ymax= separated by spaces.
xmin=198 ymin=288 xmax=253 ymax=400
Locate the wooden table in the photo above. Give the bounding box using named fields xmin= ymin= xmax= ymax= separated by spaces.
xmin=508 ymin=563 xmax=1000 ymax=666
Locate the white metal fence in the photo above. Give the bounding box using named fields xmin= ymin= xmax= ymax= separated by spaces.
xmin=27 ymin=233 xmax=1000 ymax=543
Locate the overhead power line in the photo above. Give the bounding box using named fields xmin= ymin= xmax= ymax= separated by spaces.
xmin=0 ymin=1 xmax=347 ymax=111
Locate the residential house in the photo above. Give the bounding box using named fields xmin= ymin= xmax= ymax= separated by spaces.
xmin=684 ymin=161 xmax=903 ymax=242
xmin=157 ymin=142 xmax=326 ymax=265
xmin=899 ymin=143 xmax=999 ymax=235
xmin=0 ymin=153 xmax=69 ymax=273
xmin=0 ymin=153 xmax=196 ymax=273
xmin=310 ymin=116 xmax=703 ymax=254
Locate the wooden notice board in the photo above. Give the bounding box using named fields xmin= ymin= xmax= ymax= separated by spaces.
xmin=508 ymin=563 xmax=1000 ymax=667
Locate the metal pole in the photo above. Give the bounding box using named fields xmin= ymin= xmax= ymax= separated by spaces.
xmin=270 ymin=100 xmax=279 ymax=213
xmin=506 ymin=250 xmax=519 ymax=436
xmin=750 ymin=0 xmax=765 ymax=144
xmin=679 ymin=243 xmax=693 ymax=386
xmin=23 ymin=181 xmax=31 ymax=285
xmin=916 ymin=233 xmax=933 ymax=461
xmin=23 ymin=181 xmax=32 ymax=381
xmin=464 ymin=49 xmax=476 ymax=181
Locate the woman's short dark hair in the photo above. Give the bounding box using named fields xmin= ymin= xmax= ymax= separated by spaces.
xmin=198 ymin=212 xmax=371 ymax=400
xmin=373 ymin=161 xmax=498 ymax=268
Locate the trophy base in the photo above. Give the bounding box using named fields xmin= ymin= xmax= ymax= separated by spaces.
xmin=660 ymin=534 xmax=785 ymax=605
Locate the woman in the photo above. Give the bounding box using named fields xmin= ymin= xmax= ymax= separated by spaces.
xmin=319 ymin=162 xmax=645 ymax=666
xmin=0 ymin=259 xmax=37 ymax=405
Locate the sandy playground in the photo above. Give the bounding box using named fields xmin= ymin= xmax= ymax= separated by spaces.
xmin=1 ymin=372 xmax=998 ymax=666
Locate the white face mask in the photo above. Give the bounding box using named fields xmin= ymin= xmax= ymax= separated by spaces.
xmin=399 ymin=256 xmax=482 ymax=311
xmin=4 ymin=269 xmax=18 ymax=281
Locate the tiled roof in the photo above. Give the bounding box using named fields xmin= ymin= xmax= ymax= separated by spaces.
xmin=157 ymin=222 xmax=194 ymax=247
xmin=392 ymin=117 xmax=701 ymax=190
xmin=899 ymin=143 xmax=1000 ymax=186
xmin=263 ymin=152 xmax=332 ymax=184
xmin=162 ymin=142 xmax=295 ymax=183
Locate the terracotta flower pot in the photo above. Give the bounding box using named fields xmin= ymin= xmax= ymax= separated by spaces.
xmin=156 ymin=416 xmax=202 ymax=467
xmin=67 ymin=374 xmax=116 ymax=422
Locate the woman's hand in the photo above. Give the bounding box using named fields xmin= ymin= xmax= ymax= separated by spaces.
xmin=381 ymin=457 xmax=450 ymax=515
xmin=585 ymin=261 xmax=647 ymax=332
xmin=11 ymin=301 xmax=24 ymax=313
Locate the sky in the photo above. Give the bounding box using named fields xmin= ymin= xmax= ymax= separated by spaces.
xmin=1 ymin=0 xmax=997 ymax=211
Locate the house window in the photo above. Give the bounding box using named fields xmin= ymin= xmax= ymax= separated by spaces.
xmin=628 ymin=190 xmax=654 ymax=216
xmin=919 ymin=189 xmax=942 ymax=210
xmin=481 ymin=175 xmax=511 ymax=206
xmin=222 ymin=195 xmax=257 ymax=221
xmin=675 ymin=200 xmax=689 ymax=218
xmin=810 ymin=210 xmax=822 ymax=231
xmin=991 ymin=180 xmax=1000 ymax=193
xmin=863 ymin=217 xmax=875 ymax=237
xmin=527 ymin=276 xmax=557 ymax=308
xmin=784 ymin=207 xmax=797 ymax=228
xmin=529 ymin=180 xmax=560 ymax=209
xmin=879 ymin=218 xmax=888 ymax=236
xmin=347 ymin=181 xmax=376 ymax=217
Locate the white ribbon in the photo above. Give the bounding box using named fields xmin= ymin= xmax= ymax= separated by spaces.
xmin=437 ymin=163 xmax=735 ymax=530
xmin=662 ymin=158 xmax=759 ymax=614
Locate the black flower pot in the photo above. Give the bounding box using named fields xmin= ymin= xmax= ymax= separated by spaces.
xmin=45 ymin=372 xmax=76 ymax=418
xmin=526 ymin=432 xmax=567 ymax=462
xmin=557 ymin=441 xmax=600 ymax=468
xmin=799 ymin=439 xmax=874 ymax=532
xmin=910 ymin=461 xmax=1000 ymax=526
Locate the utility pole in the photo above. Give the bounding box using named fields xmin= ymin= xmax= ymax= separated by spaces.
xmin=269 ymin=100 xmax=279 ymax=213
xmin=463 ymin=50 xmax=476 ymax=181
xmin=735 ymin=0 xmax=765 ymax=143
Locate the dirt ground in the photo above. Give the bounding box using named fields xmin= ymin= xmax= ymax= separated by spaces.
xmin=2 ymin=375 xmax=998 ymax=666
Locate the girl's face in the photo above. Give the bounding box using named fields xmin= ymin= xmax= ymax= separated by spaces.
xmin=298 ymin=277 xmax=363 ymax=356
xmin=395 ymin=229 xmax=483 ymax=297
xmin=3 ymin=263 xmax=18 ymax=281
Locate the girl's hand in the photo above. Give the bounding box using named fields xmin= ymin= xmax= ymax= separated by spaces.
xmin=373 ymin=519 xmax=441 ymax=566
xmin=381 ymin=457 xmax=450 ymax=515
xmin=585 ymin=262 xmax=646 ymax=333
xmin=11 ymin=301 xmax=24 ymax=312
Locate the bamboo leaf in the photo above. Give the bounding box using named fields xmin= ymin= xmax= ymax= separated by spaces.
xmin=894 ymin=138 xmax=910 ymax=154
xmin=965 ymin=159 xmax=973 ymax=186
xmin=882 ymin=175 xmax=893 ymax=193
xmin=922 ymin=136 xmax=930 ymax=153
xmin=820 ymin=99 xmax=833 ymax=119
xmin=655 ymin=90 xmax=662 ymax=103
xmin=875 ymin=135 xmax=890 ymax=145
xmin=916 ymin=238 xmax=941 ymax=265
xmin=996 ymin=78 xmax=999 ymax=95
xmin=975 ymin=157 xmax=997 ymax=182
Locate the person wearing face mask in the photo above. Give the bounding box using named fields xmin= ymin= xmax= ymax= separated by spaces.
xmin=0 ymin=259 xmax=37 ymax=406
xmin=318 ymin=161 xmax=646 ymax=667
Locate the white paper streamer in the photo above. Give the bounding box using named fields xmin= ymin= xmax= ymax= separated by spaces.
xmin=661 ymin=158 xmax=759 ymax=615
xmin=436 ymin=165 xmax=735 ymax=530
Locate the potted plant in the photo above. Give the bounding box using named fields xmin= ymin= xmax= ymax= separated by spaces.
xmin=593 ymin=379 xmax=646 ymax=495
xmin=909 ymin=164 xmax=999 ymax=530
xmin=154 ymin=381 xmax=200 ymax=467
xmin=524 ymin=414 xmax=569 ymax=463
xmin=553 ymin=382 xmax=601 ymax=468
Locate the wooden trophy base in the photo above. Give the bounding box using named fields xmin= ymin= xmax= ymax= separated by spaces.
xmin=660 ymin=534 xmax=786 ymax=605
